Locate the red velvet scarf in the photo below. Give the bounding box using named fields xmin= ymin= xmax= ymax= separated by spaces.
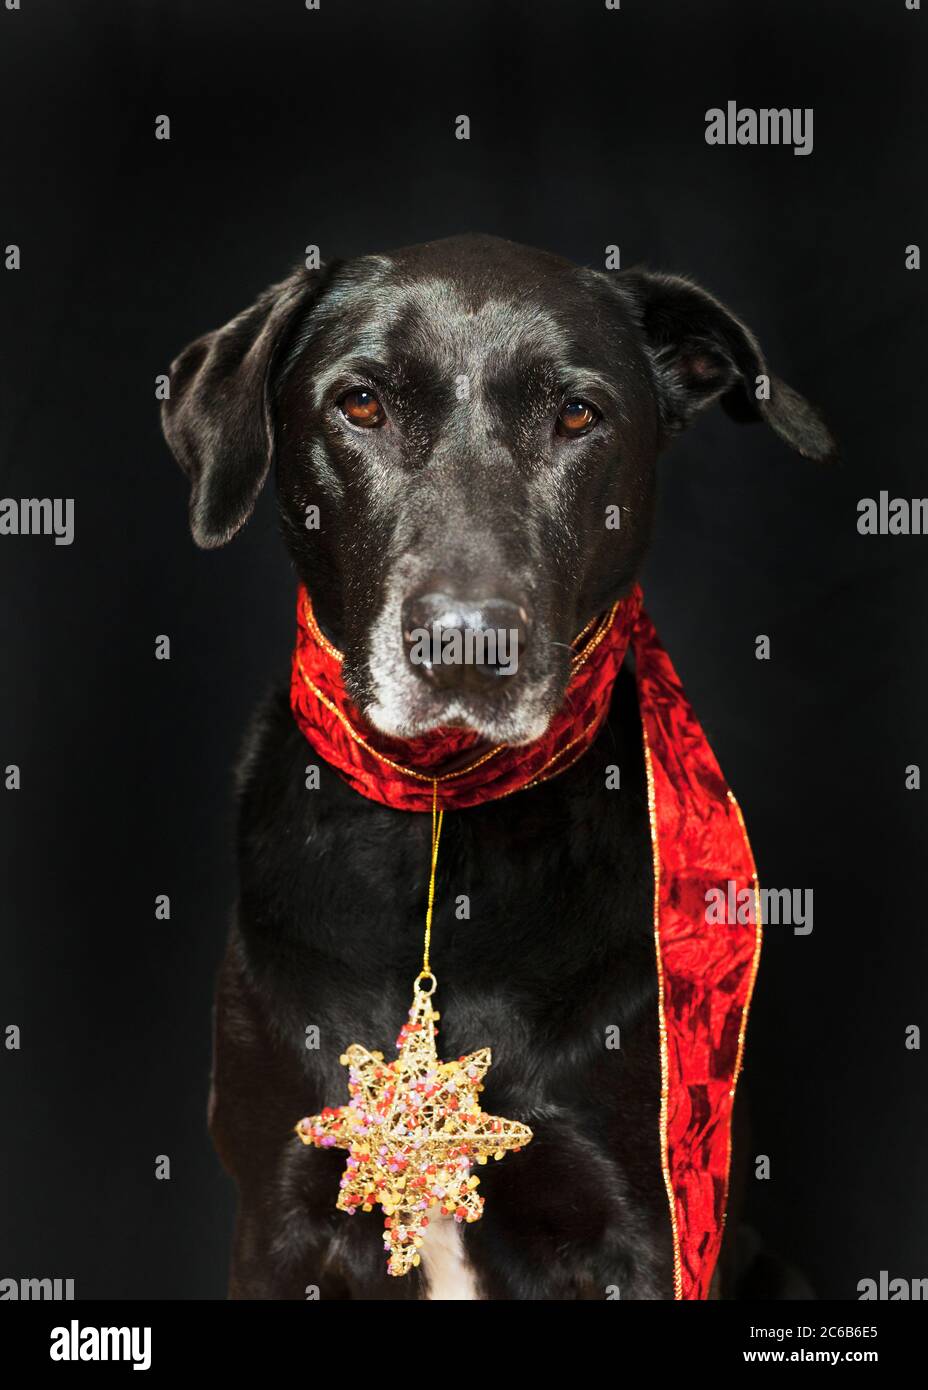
xmin=290 ymin=585 xmax=762 ymax=1300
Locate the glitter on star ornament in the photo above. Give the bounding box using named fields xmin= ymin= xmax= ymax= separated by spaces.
xmin=295 ymin=979 xmax=533 ymax=1276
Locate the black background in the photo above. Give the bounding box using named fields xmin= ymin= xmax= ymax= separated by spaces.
xmin=1 ymin=0 xmax=925 ymax=1300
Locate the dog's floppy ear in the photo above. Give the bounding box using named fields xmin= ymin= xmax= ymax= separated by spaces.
xmin=161 ymin=268 xmax=326 ymax=548
xmin=618 ymin=270 xmax=836 ymax=462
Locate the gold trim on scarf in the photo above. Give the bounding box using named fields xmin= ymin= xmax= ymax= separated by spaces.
xmin=641 ymin=722 xmax=685 ymax=1301
xmin=720 ymin=790 xmax=764 ymax=1230
xmin=642 ymin=726 xmax=764 ymax=1300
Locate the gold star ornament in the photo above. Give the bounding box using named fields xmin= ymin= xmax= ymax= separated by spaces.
xmin=295 ymin=977 xmax=533 ymax=1276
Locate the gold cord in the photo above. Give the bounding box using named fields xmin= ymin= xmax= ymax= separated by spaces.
xmin=414 ymin=779 xmax=444 ymax=990
xmin=299 ymin=596 xmax=627 ymax=991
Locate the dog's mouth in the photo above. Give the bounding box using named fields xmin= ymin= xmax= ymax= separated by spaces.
xmin=362 ymin=677 xmax=560 ymax=746
xmin=354 ymin=603 xmax=566 ymax=747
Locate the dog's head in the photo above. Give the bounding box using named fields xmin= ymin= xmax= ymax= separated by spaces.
xmin=162 ymin=233 xmax=833 ymax=743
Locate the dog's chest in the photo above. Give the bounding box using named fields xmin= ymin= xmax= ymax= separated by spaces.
xmin=232 ymin=681 xmax=669 ymax=1296
xmin=418 ymin=1217 xmax=481 ymax=1300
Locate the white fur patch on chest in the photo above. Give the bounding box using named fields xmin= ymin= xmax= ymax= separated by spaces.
xmin=419 ymin=1216 xmax=481 ymax=1300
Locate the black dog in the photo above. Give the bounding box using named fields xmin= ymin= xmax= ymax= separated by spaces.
xmin=162 ymin=234 xmax=833 ymax=1299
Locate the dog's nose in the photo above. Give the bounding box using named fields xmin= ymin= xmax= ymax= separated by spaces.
xmin=401 ymin=592 xmax=531 ymax=687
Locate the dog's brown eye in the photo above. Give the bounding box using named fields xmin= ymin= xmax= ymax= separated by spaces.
xmin=556 ymin=400 xmax=598 ymax=437
xmin=339 ymin=389 xmax=384 ymax=428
